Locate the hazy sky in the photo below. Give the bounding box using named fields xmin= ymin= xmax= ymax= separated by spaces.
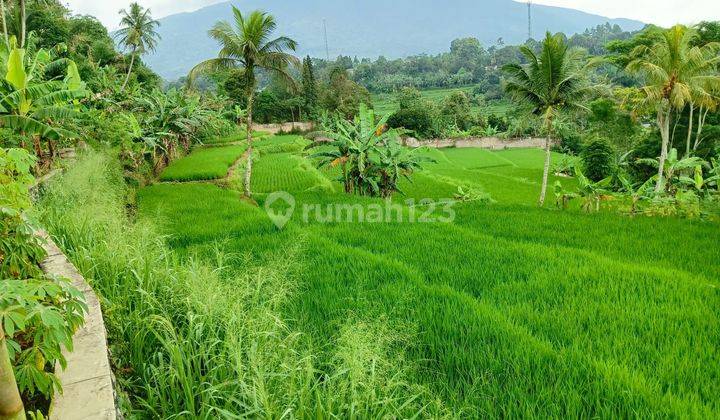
xmin=65 ymin=0 xmax=720 ymax=30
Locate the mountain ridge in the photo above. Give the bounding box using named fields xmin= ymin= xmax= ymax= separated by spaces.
xmin=143 ymin=0 xmax=645 ymax=80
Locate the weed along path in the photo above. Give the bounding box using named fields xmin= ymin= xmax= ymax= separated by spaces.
xmin=137 ymin=134 xmax=720 ymax=417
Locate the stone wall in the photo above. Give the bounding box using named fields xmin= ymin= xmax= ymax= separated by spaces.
xmin=252 ymin=121 xmax=314 ymax=134
xmin=38 ymin=231 xmax=118 ymax=420
xmin=404 ymin=136 xmax=549 ymax=149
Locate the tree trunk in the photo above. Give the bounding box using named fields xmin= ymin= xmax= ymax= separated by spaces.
xmin=669 ymin=110 xmax=679 ymax=150
xmin=693 ymin=106 xmax=709 ymax=151
xmin=120 ymin=51 xmax=136 ymax=92
xmin=32 ymin=135 xmax=42 ymax=160
xmin=538 ymin=136 xmax=551 ymax=206
xmin=18 ymin=0 xmax=25 ymax=48
xmin=243 ymin=90 xmax=254 ymax=197
xmin=655 ymin=106 xmax=671 ymax=193
xmin=0 ymin=0 xmax=9 ymax=50
xmin=685 ymin=102 xmax=694 ymax=157
xmin=0 ymin=327 xmax=25 ymax=420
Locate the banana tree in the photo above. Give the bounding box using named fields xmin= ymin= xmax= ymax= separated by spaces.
xmin=637 ymin=148 xmax=708 ymax=194
xmin=0 ymin=41 xmax=86 ymax=165
xmin=574 ymin=167 xmax=612 ymax=212
xmin=375 ymin=139 xmax=431 ymax=198
xmin=706 ymin=157 xmax=720 ymax=192
xmin=307 ymin=104 xmax=389 ymax=195
xmin=618 ymin=175 xmax=658 ymax=215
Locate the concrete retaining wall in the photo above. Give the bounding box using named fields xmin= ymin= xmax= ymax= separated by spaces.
xmin=252 ymin=122 xmax=314 ymax=134
xmin=38 ymin=231 xmax=118 ymax=420
xmin=404 ymin=136 xmax=549 ymax=149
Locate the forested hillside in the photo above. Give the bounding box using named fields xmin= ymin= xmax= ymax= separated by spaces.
xmin=145 ymin=0 xmax=644 ymax=79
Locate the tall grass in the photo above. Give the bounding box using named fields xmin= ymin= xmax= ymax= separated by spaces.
xmin=38 ymin=151 xmax=444 ymax=418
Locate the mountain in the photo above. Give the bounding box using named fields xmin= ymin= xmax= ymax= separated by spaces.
xmin=144 ymin=0 xmax=645 ymax=80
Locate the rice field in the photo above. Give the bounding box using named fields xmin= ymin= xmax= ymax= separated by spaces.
xmin=201 ymin=129 xmax=270 ymax=145
xmin=371 ymin=86 xmax=513 ymax=117
xmin=126 ymin=134 xmax=720 ymax=417
xmin=159 ymin=145 xmax=246 ymax=181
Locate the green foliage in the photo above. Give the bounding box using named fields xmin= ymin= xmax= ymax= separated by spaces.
xmin=441 ymin=91 xmax=475 ymax=130
xmin=387 ymin=107 xmax=436 ymax=139
xmin=39 ymin=151 xmax=442 ymax=418
xmin=0 ymin=39 xmax=87 ymax=155
xmin=0 ymin=277 xmax=86 ymax=397
xmin=1 ymin=147 xmax=86 ymax=402
xmin=301 ymin=56 xmax=317 ymax=118
xmin=0 ymin=148 xmax=42 ymax=279
xmin=319 ymin=68 xmax=371 ymax=119
xmin=581 ymin=138 xmax=615 ymax=181
xmin=309 ymin=105 xmax=430 ymax=197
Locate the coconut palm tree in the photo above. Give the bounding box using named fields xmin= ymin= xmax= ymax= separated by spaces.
xmin=503 ymin=32 xmax=595 ymax=206
xmin=626 ymin=25 xmax=720 ymax=192
xmin=115 ymin=2 xmax=160 ymax=92
xmin=188 ymin=7 xmax=298 ymax=197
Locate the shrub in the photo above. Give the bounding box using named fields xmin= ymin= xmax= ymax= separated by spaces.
xmin=0 ymin=148 xmax=86 ymax=408
xmin=387 ymin=107 xmax=436 ymax=138
xmin=581 ymin=138 xmax=615 ymax=181
xmin=486 ymin=114 xmax=509 ymax=132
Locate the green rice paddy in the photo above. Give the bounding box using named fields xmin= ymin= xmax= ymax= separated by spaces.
xmin=371 ymin=86 xmax=513 ymax=117
xmin=159 ymin=145 xmax=246 ymax=181
xmin=137 ymin=135 xmax=720 ymax=417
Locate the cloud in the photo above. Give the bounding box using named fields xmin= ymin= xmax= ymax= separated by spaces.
xmin=64 ymin=0 xmax=225 ymax=29
xmin=67 ymin=0 xmax=720 ymax=30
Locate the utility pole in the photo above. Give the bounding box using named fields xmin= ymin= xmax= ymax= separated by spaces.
xmin=323 ymin=19 xmax=330 ymax=61
xmin=527 ymin=1 xmax=532 ymax=41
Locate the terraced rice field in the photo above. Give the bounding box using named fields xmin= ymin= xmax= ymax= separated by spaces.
xmin=371 ymin=86 xmax=513 ymax=117
xmin=159 ymin=145 xmax=246 ymax=181
xmin=137 ymin=135 xmax=720 ymax=417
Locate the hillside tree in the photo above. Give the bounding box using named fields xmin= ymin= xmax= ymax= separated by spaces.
xmin=503 ymin=32 xmax=595 ymax=206
xmin=116 ymin=2 xmax=160 ymax=92
xmin=301 ymin=55 xmax=317 ymax=119
xmin=189 ymin=7 xmax=298 ymax=197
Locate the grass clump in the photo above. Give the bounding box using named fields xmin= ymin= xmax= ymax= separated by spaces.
xmin=38 ymin=150 xmax=445 ymax=418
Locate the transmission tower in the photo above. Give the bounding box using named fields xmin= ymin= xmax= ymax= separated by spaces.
xmin=527 ymin=1 xmax=532 ymax=41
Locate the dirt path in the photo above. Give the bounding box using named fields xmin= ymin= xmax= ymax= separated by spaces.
xmin=226 ymin=148 xmax=251 ymax=181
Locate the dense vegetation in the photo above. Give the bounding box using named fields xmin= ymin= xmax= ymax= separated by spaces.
xmin=1 ymin=0 xmax=719 ymax=418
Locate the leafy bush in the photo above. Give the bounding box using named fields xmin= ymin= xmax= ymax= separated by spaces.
xmin=486 ymin=114 xmax=509 ymax=132
xmin=581 ymin=138 xmax=615 ymax=181
xmin=387 ymin=107 xmax=436 ymax=138
xmin=0 ymin=148 xmax=86 ymax=408
xmin=441 ymin=91 xmax=475 ymax=130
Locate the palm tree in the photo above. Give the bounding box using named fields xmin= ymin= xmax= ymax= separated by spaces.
xmin=115 ymin=2 xmax=160 ymax=92
xmin=503 ymin=32 xmax=594 ymax=206
xmin=626 ymin=25 xmax=720 ymax=192
xmin=188 ymin=7 xmax=298 ymax=197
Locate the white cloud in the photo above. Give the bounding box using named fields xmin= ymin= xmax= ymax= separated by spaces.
xmin=523 ymin=0 xmax=720 ymax=26
xmin=65 ymin=0 xmax=720 ymax=30
xmin=63 ymin=0 xmax=225 ymax=30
